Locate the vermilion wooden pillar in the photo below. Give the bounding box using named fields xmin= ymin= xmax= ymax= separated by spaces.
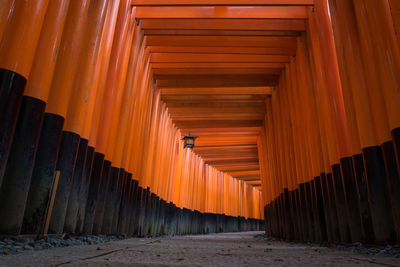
xmin=308 ymin=1 xmax=355 ymax=243
xmin=5 ymin=0 xmax=71 ymax=235
xmin=328 ymin=0 xmax=376 ymax=244
xmin=85 ymin=0 xmax=133 ymax=235
xmin=41 ymin=0 xmax=91 ymax=235
xmin=305 ymin=27 xmax=340 ymax=243
xmin=297 ymin=36 xmax=326 ymax=242
xmin=363 ymin=0 xmax=400 ymax=242
xmin=351 ymin=0 xmax=397 ymax=244
xmin=81 ymin=0 xmax=121 ymax=235
xmin=0 ymin=0 xmax=50 ymax=235
xmin=63 ymin=0 xmax=110 ymax=234
xmin=0 ymin=0 xmax=49 ymax=193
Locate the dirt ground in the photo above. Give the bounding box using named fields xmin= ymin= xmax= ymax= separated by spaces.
xmin=1 ymin=231 xmax=400 ymax=266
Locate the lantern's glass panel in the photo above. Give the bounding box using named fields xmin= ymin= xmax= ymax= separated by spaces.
xmin=186 ymin=138 xmax=194 ymax=145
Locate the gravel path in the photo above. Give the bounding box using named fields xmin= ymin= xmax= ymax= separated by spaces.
xmin=1 ymin=231 xmax=400 ymax=266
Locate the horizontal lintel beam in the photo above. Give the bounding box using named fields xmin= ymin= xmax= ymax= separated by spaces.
xmin=145 ymin=35 xmax=297 ymax=48
xmin=143 ymin=29 xmax=301 ymax=36
xmin=152 ymin=62 xmax=285 ymax=69
xmin=141 ymin=19 xmax=306 ymax=31
xmin=133 ymin=1 xmax=314 ymax=6
xmin=160 ymin=87 xmax=273 ymax=95
xmin=136 ymin=6 xmax=309 ymax=19
xmin=150 ymin=53 xmax=290 ymax=63
xmin=148 ymin=46 xmax=296 ymax=55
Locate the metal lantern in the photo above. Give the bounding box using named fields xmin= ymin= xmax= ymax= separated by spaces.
xmin=181 ymin=133 xmax=198 ymax=148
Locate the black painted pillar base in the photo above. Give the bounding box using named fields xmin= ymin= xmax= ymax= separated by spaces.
xmin=112 ymin=169 xmax=126 ymax=234
xmin=277 ymin=194 xmax=283 ymax=238
xmin=321 ymin=173 xmax=338 ymax=242
xmin=352 ymin=154 xmax=374 ymax=243
xmin=160 ymin=200 xmax=167 ymax=235
xmin=304 ymin=180 xmax=322 ymax=242
xmin=154 ymin=196 xmax=161 ymax=236
xmin=392 ymin=127 xmax=400 ymax=183
xmin=310 ymin=178 xmax=328 ymax=241
xmin=381 ymin=141 xmax=400 ymax=242
xmin=75 ymin=146 xmax=95 ymax=234
xmin=155 ymin=198 xmax=161 ymax=235
xmin=64 ymin=139 xmax=88 ymax=233
xmin=138 ymin=187 xmax=148 ymax=237
xmin=164 ymin=201 xmax=173 ymax=236
xmin=127 ymin=179 xmax=139 ymax=236
xmin=92 ymin=160 xmax=111 ymax=235
xmin=331 ymin=164 xmax=351 ymax=243
xmin=117 ymin=173 xmax=130 ymax=235
xmin=82 ymin=152 xmax=104 ymax=234
xmin=283 ymin=188 xmax=293 ymax=240
xmin=21 ymin=113 xmax=64 ymax=234
xmin=134 ymin=186 xmax=144 ymax=236
xmin=264 ymin=204 xmax=271 ymax=236
xmin=0 ymin=68 xmax=27 ymax=186
xmin=289 ymin=189 xmax=300 ymax=241
xmin=340 ymin=157 xmax=363 ymax=243
xmin=300 ymin=183 xmax=311 ymax=242
xmin=142 ymin=188 xmax=151 ymax=236
xmin=101 ymin=166 xmax=119 ymax=235
xmin=363 ymin=146 xmax=396 ymax=245
xmin=0 ymin=96 xmax=45 ymax=234
xmin=149 ymin=193 xmax=157 ymax=236
xmin=273 ymin=199 xmax=279 ymax=237
xmin=48 ymin=131 xmax=80 ymax=234
xmin=295 ymin=188 xmax=305 ymax=241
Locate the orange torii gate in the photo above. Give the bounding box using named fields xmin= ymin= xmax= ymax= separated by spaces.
xmin=0 ymin=0 xmax=399 ymax=246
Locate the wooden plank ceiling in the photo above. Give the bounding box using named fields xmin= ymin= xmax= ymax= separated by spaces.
xmin=133 ymin=0 xmax=312 ymax=190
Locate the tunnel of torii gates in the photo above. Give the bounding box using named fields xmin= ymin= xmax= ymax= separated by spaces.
xmin=1 ymin=0 xmax=400 ymax=247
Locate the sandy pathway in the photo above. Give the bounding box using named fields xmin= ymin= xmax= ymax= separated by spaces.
xmin=1 ymin=231 xmax=400 ymax=266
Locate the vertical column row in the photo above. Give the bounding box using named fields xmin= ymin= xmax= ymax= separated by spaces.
xmin=0 ymin=0 xmax=262 ymax=236
xmin=260 ymin=0 xmax=400 ymax=245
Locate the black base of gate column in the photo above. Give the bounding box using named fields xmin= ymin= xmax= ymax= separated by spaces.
xmin=21 ymin=113 xmax=64 ymax=234
xmin=363 ymin=146 xmax=396 ymax=245
xmin=290 ymin=189 xmax=300 ymax=240
xmin=0 ymin=96 xmax=45 ymax=234
xmin=82 ymin=152 xmax=104 ymax=234
xmin=0 ymin=69 xmax=27 ymax=186
xmin=101 ymin=166 xmax=119 ymax=235
xmin=325 ymin=173 xmax=341 ymax=242
xmin=381 ymin=141 xmax=400 ymax=242
xmin=112 ymin=169 xmax=126 ymax=234
xmin=134 ymin=186 xmax=144 ymax=236
xmin=120 ymin=177 xmax=137 ymax=235
xmin=340 ymin=157 xmax=363 ymax=243
xmin=92 ymin=160 xmax=111 ymax=235
xmin=352 ymin=153 xmax=374 ymax=243
xmin=295 ymin=188 xmax=305 ymax=241
xmin=331 ymin=164 xmax=351 ymax=243
xmin=299 ymin=182 xmax=315 ymax=241
xmin=304 ymin=180 xmax=322 ymax=242
xmin=311 ymin=178 xmax=330 ymax=241
xmin=283 ymin=188 xmax=293 ymax=240
xmin=64 ymin=138 xmax=88 ymax=233
xmin=127 ymin=179 xmax=138 ymax=236
xmin=48 ymin=132 xmax=80 ymax=234
xmin=75 ymin=146 xmax=95 ymax=234
xmin=320 ymin=173 xmax=333 ymax=242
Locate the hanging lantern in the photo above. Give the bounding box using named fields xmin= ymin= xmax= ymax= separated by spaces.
xmin=181 ymin=133 xmax=198 ymax=148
